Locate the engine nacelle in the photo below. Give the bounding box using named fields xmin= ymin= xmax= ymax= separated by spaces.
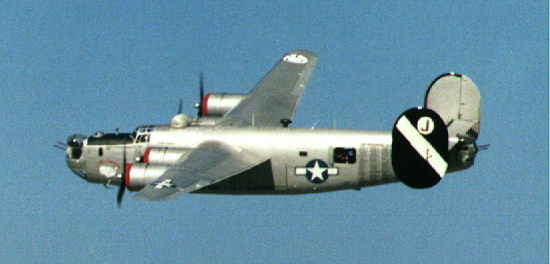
xmin=143 ymin=147 xmax=189 ymax=165
xmin=202 ymin=93 xmax=247 ymax=117
xmin=126 ymin=163 xmax=169 ymax=191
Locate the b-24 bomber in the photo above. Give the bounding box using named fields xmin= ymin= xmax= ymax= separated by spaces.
xmin=60 ymin=50 xmax=483 ymax=206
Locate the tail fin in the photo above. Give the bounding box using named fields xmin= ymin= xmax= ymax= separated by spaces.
xmin=391 ymin=107 xmax=449 ymax=188
xmin=424 ymin=73 xmax=481 ymax=142
xmin=391 ymin=73 xmax=483 ymax=188
xmin=425 ymin=73 xmax=482 ymax=172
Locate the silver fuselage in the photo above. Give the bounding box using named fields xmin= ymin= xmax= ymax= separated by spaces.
xmin=66 ymin=126 xmax=471 ymax=194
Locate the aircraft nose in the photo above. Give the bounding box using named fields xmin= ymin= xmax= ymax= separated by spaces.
xmin=65 ymin=134 xmax=87 ymax=179
xmin=67 ymin=134 xmax=85 ymax=148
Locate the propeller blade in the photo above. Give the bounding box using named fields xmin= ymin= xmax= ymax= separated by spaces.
xmin=197 ymin=72 xmax=205 ymax=117
xmin=116 ymin=184 xmax=125 ymax=208
xmin=177 ymin=98 xmax=183 ymax=114
xmin=116 ymin=144 xmax=127 ymax=208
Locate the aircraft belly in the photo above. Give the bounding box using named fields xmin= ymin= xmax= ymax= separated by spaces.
xmin=196 ymin=160 xmax=277 ymax=194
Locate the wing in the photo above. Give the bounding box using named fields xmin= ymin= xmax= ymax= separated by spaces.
xmin=134 ymin=141 xmax=267 ymax=201
xmin=218 ymin=50 xmax=317 ymax=127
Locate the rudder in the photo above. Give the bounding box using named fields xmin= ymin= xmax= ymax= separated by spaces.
xmin=391 ymin=107 xmax=449 ymax=188
xmin=425 ymin=73 xmax=481 ymax=141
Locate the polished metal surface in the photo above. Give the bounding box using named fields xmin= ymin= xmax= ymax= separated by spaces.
xmin=63 ymin=50 xmax=482 ymax=202
xmin=203 ymin=93 xmax=246 ymax=117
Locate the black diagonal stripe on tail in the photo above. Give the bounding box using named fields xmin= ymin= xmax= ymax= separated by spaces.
xmin=392 ymin=107 xmax=448 ymax=188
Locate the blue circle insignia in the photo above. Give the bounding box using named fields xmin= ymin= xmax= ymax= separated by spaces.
xmin=305 ymin=159 xmax=329 ymax=184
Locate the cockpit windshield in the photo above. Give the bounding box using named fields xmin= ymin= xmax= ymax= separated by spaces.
xmin=87 ymin=133 xmax=133 ymax=145
xmin=133 ymin=126 xmax=154 ymax=144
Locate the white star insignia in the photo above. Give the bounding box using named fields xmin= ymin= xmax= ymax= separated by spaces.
xmin=153 ymin=179 xmax=175 ymax=189
xmin=307 ymin=161 xmax=327 ymax=181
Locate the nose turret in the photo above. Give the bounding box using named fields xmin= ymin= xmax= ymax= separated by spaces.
xmin=66 ymin=134 xmax=85 ymax=159
xmin=65 ymin=134 xmax=87 ymax=179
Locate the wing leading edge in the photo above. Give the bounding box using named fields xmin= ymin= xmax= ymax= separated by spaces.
xmin=218 ymin=50 xmax=317 ymax=127
xmin=134 ymin=141 xmax=267 ymax=201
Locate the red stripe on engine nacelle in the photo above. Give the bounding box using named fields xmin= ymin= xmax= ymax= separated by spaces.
xmin=125 ymin=163 xmax=133 ymax=187
xmin=202 ymin=93 xmax=211 ymax=116
xmin=143 ymin=147 xmax=152 ymax=163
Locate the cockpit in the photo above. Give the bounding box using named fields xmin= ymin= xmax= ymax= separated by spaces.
xmin=86 ymin=132 xmax=133 ymax=146
xmin=64 ymin=126 xmax=158 ymax=184
xmin=133 ymin=126 xmax=154 ymax=144
xmin=65 ymin=127 xmax=150 ymax=164
xmin=82 ymin=126 xmax=154 ymax=147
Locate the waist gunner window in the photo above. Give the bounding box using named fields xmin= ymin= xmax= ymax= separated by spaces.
xmin=334 ymin=148 xmax=356 ymax=164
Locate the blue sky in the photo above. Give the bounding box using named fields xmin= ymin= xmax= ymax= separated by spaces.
xmin=1 ymin=1 xmax=547 ymax=263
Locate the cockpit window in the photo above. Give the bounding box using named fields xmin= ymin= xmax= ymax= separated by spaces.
xmin=87 ymin=133 xmax=133 ymax=145
xmin=135 ymin=126 xmax=154 ymax=133
xmin=133 ymin=126 xmax=153 ymax=144
xmin=135 ymin=134 xmax=150 ymax=143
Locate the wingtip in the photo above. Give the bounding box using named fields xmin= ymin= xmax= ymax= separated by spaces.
xmin=287 ymin=49 xmax=317 ymax=58
xmin=282 ymin=50 xmax=318 ymax=64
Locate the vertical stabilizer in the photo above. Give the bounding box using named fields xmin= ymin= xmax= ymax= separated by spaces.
xmin=392 ymin=107 xmax=449 ymax=188
xmin=424 ymin=73 xmax=481 ymax=140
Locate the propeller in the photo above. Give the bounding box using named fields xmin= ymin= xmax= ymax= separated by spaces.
xmin=177 ymin=98 xmax=183 ymax=114
xmin=116 ymin=144 xmax=127 ymax=208
xmin=197 ymin=72 xmax=205 ymax=117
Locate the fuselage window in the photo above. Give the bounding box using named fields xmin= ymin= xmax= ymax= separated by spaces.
xmin=98 ymin=148 xmax=103 ymax=156
xmin=334 ymin=148 xmax=356 ymax=164
xmin=135 ymin=134 xmax=150 ymax=143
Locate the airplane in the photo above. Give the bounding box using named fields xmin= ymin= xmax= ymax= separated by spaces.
xmin=60 ymin=50 xmax=484 ymax=207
